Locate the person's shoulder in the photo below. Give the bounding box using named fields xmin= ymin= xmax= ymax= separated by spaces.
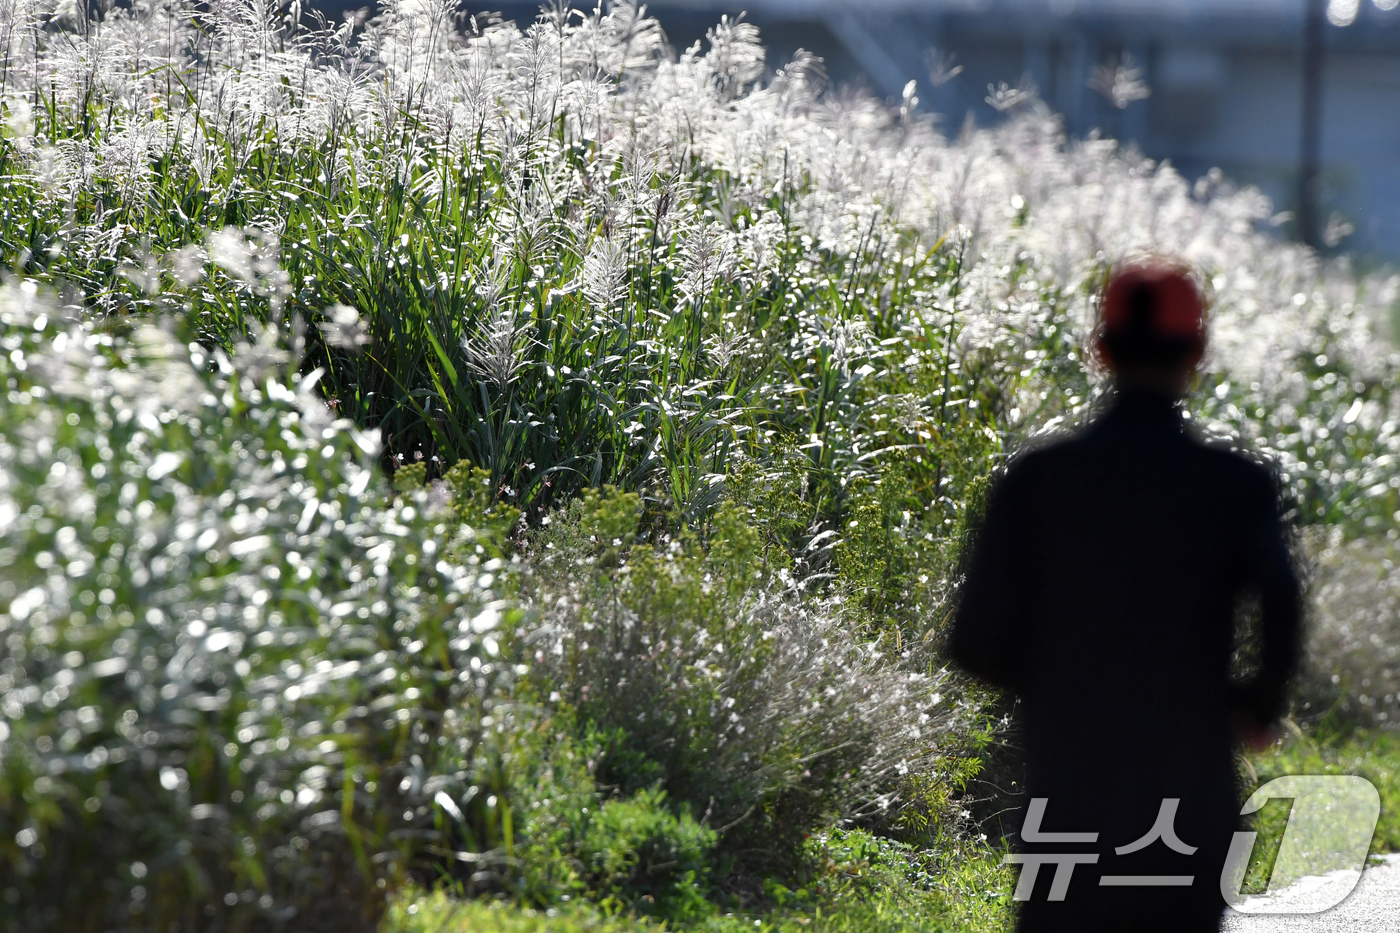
xmin=1191 ymin=434 xmax=1280 ymax=495
xmin=1012 ymin=420 xmax=1097 ymax=466
xmin=997 ymin=426 xmax=1086 ymax=487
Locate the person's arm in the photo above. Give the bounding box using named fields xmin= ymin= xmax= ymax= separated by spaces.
xmin=1232 ymin=465 xmax=1303 ymax=739
xmin=947 ymin=464 xmax=1035 ymax=692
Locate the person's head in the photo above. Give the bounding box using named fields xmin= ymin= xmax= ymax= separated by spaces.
xmin=1094 ymin=261 xmax=1206 ymax=398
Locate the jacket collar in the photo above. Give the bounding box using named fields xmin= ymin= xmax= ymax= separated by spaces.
xmin=1101 ymin=388 xmax=1188 ymax=431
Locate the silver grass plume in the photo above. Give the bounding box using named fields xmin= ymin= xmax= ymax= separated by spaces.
xmin=463 ymin=309 xmax=532 ymax=387
xmin=581 ymin=236 xmax=627 ymax=311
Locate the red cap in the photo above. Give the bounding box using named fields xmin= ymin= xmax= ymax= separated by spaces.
xmin=1101 ymin=263 xmax=1205 ymax=342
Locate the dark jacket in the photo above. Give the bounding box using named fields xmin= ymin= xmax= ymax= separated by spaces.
xmin=949 ymin=390 xmax=1302 ymax=929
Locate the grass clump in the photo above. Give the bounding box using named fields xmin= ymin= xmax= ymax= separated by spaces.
xmin=0 ymin=290 xmax=523 ymax=930
xmin=499 ymin=717 xmax=716 ymax=921
xmin=516 ymin=485 xmax=980 ymax=888
xmin=382 ymin=827 xmax=1014 ymax=933
xmin=381 ymin=891 xmax=665 ymax=933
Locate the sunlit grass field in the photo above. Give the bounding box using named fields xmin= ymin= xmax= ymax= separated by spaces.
xmin=2 ymin=0 xmax=1399 ymax=930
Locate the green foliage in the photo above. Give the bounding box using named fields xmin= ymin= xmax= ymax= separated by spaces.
xmin=442 ymin=463 xmax=526 ymax=541
xmin=391 ymin=461 xmax=430 ymax=496
xmin=496 ymin=717 xmax=602 ymax=906
xmin=0 ymin=294 xmax=516 ymax=932
xmin=723 ymin=454 xmax=811 ymax=574
xmin=884 ymin=749 xmax=992 ymax=847
xmin=578 ymin=787 xmax=716 ymax=920
xmin=392 ymin=459 xmax=524 ymax=550
xmin=501 ymin=715 xmax=713 ymax=921
xmin=521 ymin=489 xmax=975 ymax=884
xmin=8 ymin=3 xmax=1398 ymax=929
xmin=347 ymin=709 xmax=716 ymax=926
xmin=574 ymin=486 xmax=645 ymax=568
xmin=1194 ymin=343 xmax=1400 ymax=536
xmin=381 ymin=890 xmax=666 ymax=933
xmin=381 ymin=827 xmax=1016 ymax=933
xmin=793 ymin=828 xmax=1014 ymax=933
xmin=525 ymin=484 xmax=645 ymax=582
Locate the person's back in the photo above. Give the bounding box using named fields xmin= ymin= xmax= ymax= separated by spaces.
xmin=948 ymin=263 xmax=1302 ymax=932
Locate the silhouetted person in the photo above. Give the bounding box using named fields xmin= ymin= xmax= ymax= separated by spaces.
xmin=949 ymin=262 xmax=1302 ymax=933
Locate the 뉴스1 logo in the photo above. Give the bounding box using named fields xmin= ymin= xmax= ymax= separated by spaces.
xmin=1222 ymin=775 xmax=1380 ymax=914
xmin=1004 ymin=776 xmax=1380 ymax=914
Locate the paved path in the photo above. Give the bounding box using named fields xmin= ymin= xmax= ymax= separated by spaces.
xmin=1221 ymin=855 xmax=1400 ymax=932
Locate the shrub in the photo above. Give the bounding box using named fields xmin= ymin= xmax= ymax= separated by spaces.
xmin=519 ymin=489 xmax=977 ymax=883
xmin=1291 ymin=531 xmax=1400 ymax=730
xmin=835 ymin=455 xmax=995 ymax=647
xmin=453 ymin=712 xmax=716 ymax=921
xmin=798 ymin=827 xmax=1014 ymax=930
xmin=0 ymin=287 xmax=514 ymax=931
xmin=577 ymin=786 xmax=716 ymax=919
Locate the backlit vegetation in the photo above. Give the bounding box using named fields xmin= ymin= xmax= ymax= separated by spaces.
xmin=2 ymin=1 xmax=1399 ymax=930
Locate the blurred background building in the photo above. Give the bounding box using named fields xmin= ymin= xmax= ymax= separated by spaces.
xmin=451 ymin=0 xmax=1400 ymax=259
